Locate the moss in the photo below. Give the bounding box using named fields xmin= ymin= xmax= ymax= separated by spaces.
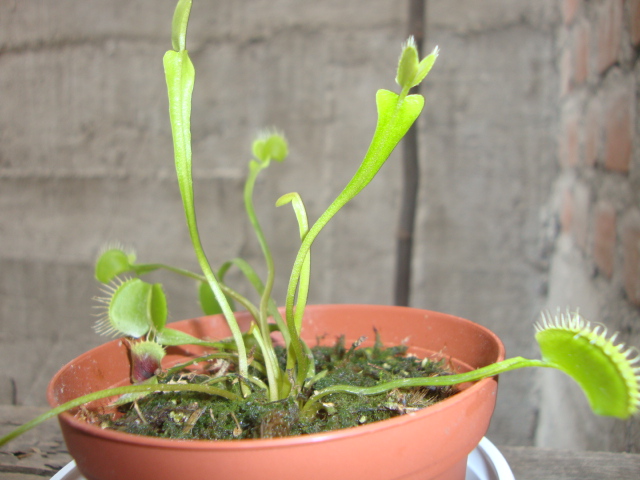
xmin=104 ymin=337 xmax=455 ymax=440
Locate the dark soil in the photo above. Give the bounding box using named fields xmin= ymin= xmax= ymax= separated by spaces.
xmin=99 ymin=335 xmax=456 ymax=440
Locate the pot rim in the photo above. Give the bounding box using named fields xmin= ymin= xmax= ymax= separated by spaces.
xmin=48 ymin=304 xmax=505 ymax=451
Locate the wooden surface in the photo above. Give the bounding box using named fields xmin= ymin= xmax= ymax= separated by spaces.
xmin=500 ymin=446 xmax=640 ymax=479
xmin=0 ymin=406 xmax=70 ymax=480
xmin=1 ymin=405 xmax=639 ymax=479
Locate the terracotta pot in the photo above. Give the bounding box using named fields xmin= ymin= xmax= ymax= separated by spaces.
xmin=48 ymin=304 xmax=504 ymax=480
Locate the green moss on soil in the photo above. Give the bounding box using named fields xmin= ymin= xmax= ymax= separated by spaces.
xmin=101 ymin=336 xmax=455 ymax=440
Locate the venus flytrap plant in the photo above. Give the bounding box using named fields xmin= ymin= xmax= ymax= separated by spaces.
xmin=1 ymin=0 xmax=639 ymax=447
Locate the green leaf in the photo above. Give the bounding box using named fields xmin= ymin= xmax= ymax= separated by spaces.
xmin=111 ymin=376 xmax=158 ymax=406
xmin=375 ymin=89 xmax=424 ymax=136
xmin=275 ymin=192 xmax=309 ymax=236
xmin=95 ymin=248 xmax=134 ymax=284
xmin=395 ymin=37 xmax=419 ymax=90
xmin=275 ymin=192 xmax=310 ymax=335
xmin=264 ymin=133 xmax=288 ymax=162
xmin=535 ymin=312 xmax=640 ymax=419
xmin=338 ymin=89 xmax=423 ymax=198
xmin=283 ymin=89 xmax=425 ymax=383
xmin=105 ymin=278 xmax=153 ymax=338
xmin=198 ymin=281 xmax=221 ymax=315
xmin=164 ymin=22 xmax=250 ymax=394
xmin=252 ymin=131 xmax=288 ymax=163
xmin=149 ymin=283 xmax=168 ymax=331
xmin=412 ymin=46 xmax=439 ymax=88
xmin=396 ymin=40 xmax=439 ymax=92
xmin=129 ymin=340 xmax=166 ymax=383
xmin=156 ymin=327 xmax=208 ymax=346
xmin=198 ymin=281 xmax=236 ymax=315
xmin=171 ymin=0 xmax=192 ymax=52
xmin=164 ymin=49 xmax=195 ymax=191
xmin=95 ymin=279 xmax=165 ymax=338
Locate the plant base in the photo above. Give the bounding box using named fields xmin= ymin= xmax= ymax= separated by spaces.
xmin=48 ymin=305 xmax=504 ymax=480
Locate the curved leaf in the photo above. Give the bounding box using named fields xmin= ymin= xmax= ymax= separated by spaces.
xmin=171 ymin=0 xmax=192 ymax=52
xmin=395 ymin=37 xmax=419 ymax=89
xmin=198 ymin=281 xmax=236 ymax=315
xmin=149 ymin=283 xmax=168 ymax=331
xmin=156 ymin=327 xmax=205 ymax=347
xmin=252 ymin=131 xmax=288 ymax=163
xmin=535 ymin=312 xmax=640 ymax=419
xmin=104 ymin=278 xmax=153 ymax=338
xmin=95 ymin=248 xmax=134 ymax=284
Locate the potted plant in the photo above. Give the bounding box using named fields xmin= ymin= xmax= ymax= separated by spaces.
xmin=1 ymin=1 xmax=639 ymax=479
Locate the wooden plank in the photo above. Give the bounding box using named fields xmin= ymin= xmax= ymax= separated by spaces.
xmin=501 ymin=446 xmax=640 ymax=480
xmin=0 ymin=405 xmax=70 ymax=478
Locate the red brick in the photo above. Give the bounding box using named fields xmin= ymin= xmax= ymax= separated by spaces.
xmin=631 ymin=0 xmax=640 ymax=46
xmin=622 ymin=211 xmax=640 ymax=305
xmin=563 ymin=0 xmax=582 ymax=26
xmin=596 ymin=0 xmax=623 ymax=74
xmin=593 ymin=201 xmax=616 ymax=278
xmin=603 ymin=86 xmax=634 ymax=173
xmin=584 ymin=98 xmax=601 ymax=167
xmin=560 ymin=47 xmax=572 ymax=96
xmin=572 ymin=182 xmax=591 ymax=251
xmin=560 ymin=23 xmax=590 ymax=94
xmin=573 ymin=23 xmax=590 ymax=86
xmin=559 ymin=110 xmax=580 ymax=167
xmin=561 ymin=188 xmax=574 ymax=234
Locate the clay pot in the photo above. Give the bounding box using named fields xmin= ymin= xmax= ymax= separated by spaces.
xmin=48 ymin=304 xmax=504 ymax=480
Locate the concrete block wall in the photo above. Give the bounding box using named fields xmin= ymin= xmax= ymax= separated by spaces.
xmin=411 ymin=1 xmax=560 ymax=446
xmin=537 ymin=0 xmax=640 ymax=451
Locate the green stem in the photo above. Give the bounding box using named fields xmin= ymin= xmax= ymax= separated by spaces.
xmin=300 ymin=357 xmax=552 ymax=418
xmin=243 ymin=160 xmax=283 ymax=399
xmin=133 ymin=263 xmax=203 ymax=281
xmin=244 ymin=160 xmax=276 ymax=345
xmin=184 ymin=236 xmax=249 ymax=396
xmin=218 ymin=258 xmax=293 ymax=397
xmin=275 ymin=193 xmax=312 ymax=378
xmin=249 ymin=324 xmax=279 ymax=401
xmin=164 ymin=351 xmax=239 ymax=377
xmin=276 ymin=193 xmax=311 ymax=336
xmin=219 ymin=284 xmax=260 ymax=321
xmin=0 ymin=383 xmax=241 ymax=448
xmin=218 ymin=259 xmax=291 ymax=348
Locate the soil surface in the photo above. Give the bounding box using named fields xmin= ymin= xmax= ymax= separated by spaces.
xmin=95 ymin=336 xmax=456 ymax=440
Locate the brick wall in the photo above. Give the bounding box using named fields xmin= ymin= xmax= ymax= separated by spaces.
xmin=537 ymin=0 xmax=640 ymax=451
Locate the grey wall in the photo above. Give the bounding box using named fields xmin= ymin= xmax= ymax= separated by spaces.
xmin=3 ymin=0 xmax=619 ymax=450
